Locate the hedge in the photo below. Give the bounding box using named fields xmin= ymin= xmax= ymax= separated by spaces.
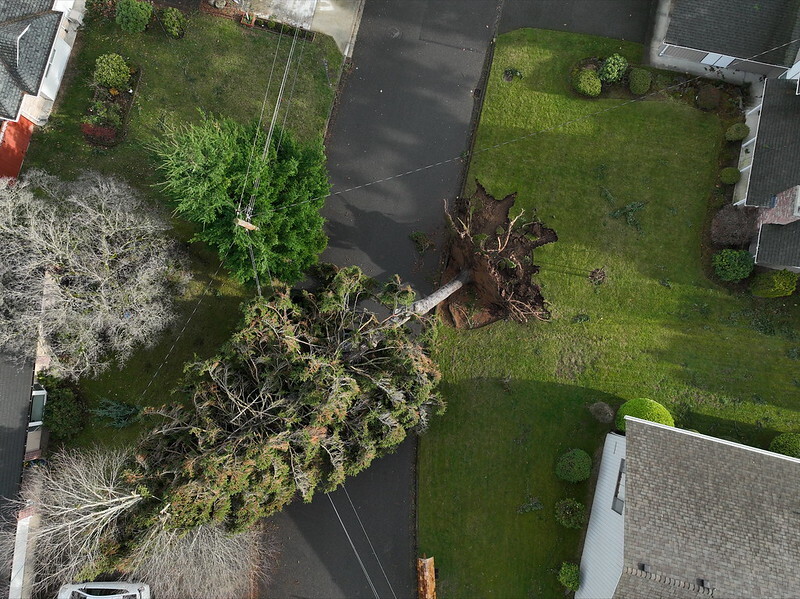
xmin=628 ymin=68 xmax=651 ymax=95
xmin=615 ymin=398 xmax=674 ymax=431
xmin=712 ymin=249 xmax=754 ymax=282
xmin=572 ymin=69 xmax=601 ymax=97
xmin=555 ymin=498 xmax=587 ymax=529
xmin=769 ymin=433 xmax=800 ymax=458
xmin=720 ymin=167 xmax=741 ymax=185
xmin=39 ymin=372 xmax=87 ymax=443
xmin=555 ymin=449 xmax=592 ymax=483
xmin=558 ymin=562 xmax=581 ymax=592
xmin=751 ymin=269 xmax=799 ymax=298
xmin=725 ymin=122 xmax=750 ymax=141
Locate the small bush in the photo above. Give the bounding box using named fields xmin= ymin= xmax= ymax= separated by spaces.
xmin=628 ymin=67 xmax=651 ymax=95
xmin=86 ymin=101 xmax=122 ymax=128
xmin=720 ymin=167 xmax=741 ymax=185
xmin=710 ymin=204 xmax=758 ymax=246
xmin=598 ymin=53 xmax=628 ymax=83
xmin=712 ymin=249 xmax=754 ymax=282
xmin=556 ymin=449 xmax=592 ymax=482
xmin=751 ymin=270 xmax=799 ymax=298
xmin=160 ymin=7 xmax=187 ymax=38
xmin=39 ymin=373 xmax=86 ymax=443
xmin=769 ymin=432 xmax=800 ymax=458
xmin=725 ymin=122 xmax=750 ymax=141
xmin=572 ymin=69 xmax=601 ymax=97
xmin=91 ymin=399 xmax=141 ymax=428
xmin=558 ymin=562 xmax=581 ymax=592
xmin=93 ymin=53 xmax=130 ymax=89
xmin=115 ymin=0 xmax=152 ymax=33
xmin=615 ymin=398 xmax=674 ymax=431
xmin=554 ymin=498 xmax=587 ymax=529
xmin=696 ymin=85 xmax=722 ymax=110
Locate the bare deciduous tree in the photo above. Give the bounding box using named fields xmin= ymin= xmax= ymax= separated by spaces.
xmin=127 ymin=523 xmax=278 ymax=599
xmin=0 ymin=172 xmax=188 ymax=378
xmin=11 ymin=449 xmax=144 ymax=593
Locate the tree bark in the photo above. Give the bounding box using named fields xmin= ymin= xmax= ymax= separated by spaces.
xmin=391 ymin=269 xmax=471 ymax=325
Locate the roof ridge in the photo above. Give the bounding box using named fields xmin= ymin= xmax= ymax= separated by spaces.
xmin=624 ymin=566 xmax=713 ymax=596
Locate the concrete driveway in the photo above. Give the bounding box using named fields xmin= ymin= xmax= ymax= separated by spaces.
xmin=264 ymin=1 xmax=501 ymax=597
xmin=500 ymin=0 xmax=656 ymax=42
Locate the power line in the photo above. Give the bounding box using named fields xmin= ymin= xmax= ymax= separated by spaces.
xmin=327 ymin=493 xmax=381 ymax=599
xmin=342 ymin=484 xmax=398 ymax=599
xmin=274 ymin=35 xmax=800 ymax=214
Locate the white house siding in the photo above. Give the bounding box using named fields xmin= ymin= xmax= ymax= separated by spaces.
xmin=575 ymin=433 xmax=626 ymax=599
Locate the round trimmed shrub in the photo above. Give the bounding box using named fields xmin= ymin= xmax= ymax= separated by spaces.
xmin=556 ymin=449 xmax=592 ymax=483
xmin=751 ymin=269 xmax=799 ymax=298
xmin=615 ymin=398 xmax=674 ymax=431
xmin=770 ymin=432 xmax=800 ymax=458
xmin=720 ymin=167 xmax=741 ymax=185
xmin=712 ymin=249 xmax=754 ymax=282
xmin=598 ymin=53 xmax=628 ymax=83
xmin=628 ymin=67 xmax=651 ymax=95
xmin=572 ymin=69 xmax=601 ymax=97
xmin=555 ymin=498 xmax=587 ymax=529
xmin=160 ymin=6 xmax=187 ymax=39
xmin=93 ymin=53 xmax=130 ymax=89
xmin=116 ymin=0 xmax=153 ymax=33
xmin=558 ymin=562 xmax=581 ymax=592
xmin=725 ymin=122 xmax=750 ymax=141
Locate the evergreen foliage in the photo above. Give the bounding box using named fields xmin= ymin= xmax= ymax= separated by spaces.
xmin=115 ymin=0 xmax=152 ymax=33
xmin=159 ymin=7 xmax=186 ymax=38
xmin=93 ymin=53 xmax=130 ymax=89
xmin=139 ymin=266 xmax=444 ymax=531
xmin=628 ymin=67 xmax=651 ymax=95
xmin=39 ymin=373 xmax=86 ymax=443
xmin=153 ymin=114 xmax=329 ymax=284
xmin=725 ymin=122 xmax=750 ymax=141
xmin=555 ymin=448 xmax=592 ymax=482
xmin=750 ymin=269 xmax=799 ymax=298
xmin=615 ymin=398 xmax=674 ymax=431
xmin=598 ymin=53 xmax=627 ymax=83
xmin=720 ymin=167 xmax=741 ymax=185
xmin=558 ymin=562 xmax=581 ymax=591
xmin=554 ymin=498 xmax=587 ymax=529
xmin=712 ymin=249 xmax=754 ymax=282
xmin=769 ymin=432 xmax=800 ymax=458
xmin=91 ymin=399 xmax=141 ymax=428
xmin=572 ymin=69 xmax=601 ymax=97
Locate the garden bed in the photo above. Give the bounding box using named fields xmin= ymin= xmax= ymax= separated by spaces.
xmin=81 ymin=66 xmax=142 ymax=147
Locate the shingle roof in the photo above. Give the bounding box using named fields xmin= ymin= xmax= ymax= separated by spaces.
xmin=0 ymin=0 xmax=61 ymax=121
xmin=616 ymin=418 xmax=800 ymax=599
xmin=0 ymin=355 xmax=32 ymax=507
xmin=755 ymin=220 xmax=800 ymax=267
xmin=665 ymin=0 xmax=800 ymax=67
xmin=746 ymin=78 xmax=800 ymax=208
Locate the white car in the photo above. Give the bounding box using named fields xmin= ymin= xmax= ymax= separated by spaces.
xmin=56 ymin=582 xmax=151 ymax=599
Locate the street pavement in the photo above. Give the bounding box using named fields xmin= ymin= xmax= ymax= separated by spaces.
xmin=264 ymin=1 xmax=500 ymax=597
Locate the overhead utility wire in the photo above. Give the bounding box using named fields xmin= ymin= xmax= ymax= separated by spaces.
xmin=274 ymin=35 xmax=800 ymax=213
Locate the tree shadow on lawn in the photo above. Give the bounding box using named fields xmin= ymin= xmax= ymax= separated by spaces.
xmin=418 ymin=377 xmax=622 ymax=598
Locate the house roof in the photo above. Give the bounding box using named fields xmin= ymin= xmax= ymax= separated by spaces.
xmin=755 ymin=220 xmax=800 ymax=267
xmin=664 ymin=0 xmax=800 ymax=67
xmin=746 ymin=78 xmax=800 ymax=208
xmin=0 ymin=1 xmax=61 ymax=121
xmin=615 ymin=418 xmax=800 ymax=599
xmin=0 ymin=355 xmax=32 ymax=506
xmin=575 ymin=433 xmax=626 ymax=599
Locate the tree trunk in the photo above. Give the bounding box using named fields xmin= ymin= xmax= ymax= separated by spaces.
xmin=391 ymin=270 xmax=471 ymax=326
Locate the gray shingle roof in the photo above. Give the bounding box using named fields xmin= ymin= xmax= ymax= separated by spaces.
xmin=746 ymin=78 xmax=800 ymax=208
xmin=755 ymin=220 xmax=800 ymax=267
xmin=0 ymin=355 xmax=32 ymax=507
xmin=0 ymin=1 xmax=61 ymax=121
xmin=616 ymin=418 xmax=800 ymax=599
xmin=665 ymin=0 xmax=800 ymax=67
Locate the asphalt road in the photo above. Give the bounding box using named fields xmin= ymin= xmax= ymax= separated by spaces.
xmin=264 ymin=1 xmax=655 ymax=597
xmin=264 ymin=1 xmax=500 ymax=597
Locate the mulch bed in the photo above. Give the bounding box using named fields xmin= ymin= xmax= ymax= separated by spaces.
xmin=155 ymin=0 xmax=201 ymax=10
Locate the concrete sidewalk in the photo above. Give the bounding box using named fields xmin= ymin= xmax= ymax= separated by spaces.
xmin=247 ymin=0 xmax=364 ymax=56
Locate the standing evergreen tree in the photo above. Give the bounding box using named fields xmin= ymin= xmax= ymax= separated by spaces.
xmin=152 ymin=114 xmax=329 ymax=284
xmin=140 ymin=266 xmax=444 ymax=531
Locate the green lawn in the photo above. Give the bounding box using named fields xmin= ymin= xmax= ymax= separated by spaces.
xmin=418 ymin=29 xmax=800 ymax=598
xmin=25 ymin=13 xmax=342 ymax=447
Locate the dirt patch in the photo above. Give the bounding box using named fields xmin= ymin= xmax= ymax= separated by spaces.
xmin=438 ymin=181 xmax=557 ymax=329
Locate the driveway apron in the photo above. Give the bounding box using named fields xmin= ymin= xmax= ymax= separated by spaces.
xmin=264 ymin=1 xmax=500 ymax=597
